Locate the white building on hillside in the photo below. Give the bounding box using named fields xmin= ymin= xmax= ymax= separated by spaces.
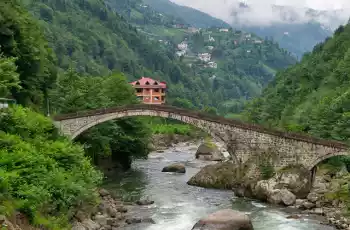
xmin=177 ymin=41 xmax=188 ymax=51
xmin=198 ymin=53 xmax=211 ymax=62
xmin=219 ymin=28 xmax=229 ymax=32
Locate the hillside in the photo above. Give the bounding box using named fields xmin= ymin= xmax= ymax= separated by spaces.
xmin=175 ymin=28 xmax=296 ymax=113
xmin=21 ymin=0 xmax=295 ymax=114
xmin=237 ymin=22 xmax=332 ymax=59
xmin=105 ymin=0 xmax=189 ymax=42
xmin=231 ymin=4 xmax=337 ymax=59
xmin=244 ymin=23 xmax=350 ymax=142
xmin=168 ymin=0 xmax=347 ymax=59
xmin=142 ymin=0 xmax=230 ymax=28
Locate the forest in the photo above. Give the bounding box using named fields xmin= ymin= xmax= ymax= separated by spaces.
xmin=244 ymin=23 xmax=350 ymax=168
xmin=19 ymin=0 xmax=296 ymax=114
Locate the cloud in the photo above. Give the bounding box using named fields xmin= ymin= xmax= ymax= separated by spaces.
xmin=170 ymin=0 xmax=350 ymax=29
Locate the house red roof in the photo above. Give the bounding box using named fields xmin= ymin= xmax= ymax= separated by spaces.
xmin=130 ymin=77 xmax=166 ymax=88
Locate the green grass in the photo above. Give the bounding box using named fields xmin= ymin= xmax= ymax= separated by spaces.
xmin=151 ymin=123 xmax=193 ymax=135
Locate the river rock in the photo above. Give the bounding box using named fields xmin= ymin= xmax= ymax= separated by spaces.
xmin=136 ymin=199 xmax=154 ymax=206
xmin=162 ymin=163 xmax=186 ymax=173
xmin=116 ymin=206 xmax=128 ymax=213
xmin=94 ymin=214 xmax=107 ymax=226
xmin=302 ymin=201 xmax=316 ymax=210
xmin=253 ymin=179 xmax=277 ymax=201
xmin=99 ymin=189 xmax=110 ymax=197
xmin=72 ymin=222 xmax=86 ymax=230
xmin=126 ymin=217 xmax=155 ymax=224
xmin=280 ymin=189 xmax=296 ymax=206
xmin=307 ymin=192 xmax=319 ymax=203
xmin=82 ymin=219 xmax=100 ymax=230
xmin=195 ymin=142 xmax=224 ymax=161
xmin=191 ymin=209 xmax=254 ymax=230
xmin=267 ymin=189 xmax=295 ymax=206
xmin=287 ymin=215 xmax=301 ymax=219
xmin=274 ymin=165 xmax=311 ymax=198
xmin=188 ymin=162 xmax=237 ymax=189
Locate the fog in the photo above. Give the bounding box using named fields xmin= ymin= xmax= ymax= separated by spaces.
xmin=170 ymin=0 xmax=350 ymax=29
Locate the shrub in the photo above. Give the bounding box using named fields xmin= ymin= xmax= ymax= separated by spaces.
xmin=0 ymin=106 xmax=102 ymax=228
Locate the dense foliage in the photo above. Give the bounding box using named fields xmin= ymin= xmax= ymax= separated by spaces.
xmin=19 ymin=0 xmax=296 ymax=113
xmin=50 ymin=71 xmax=151 ymax=170
xmin=180 ymin=28 xmax=296 ymax=114
xmin=244 ymin=23 xmax=350 ymax=140
xmin=0 ymin=0 xmax=57 ymax=110
xmin=142 ymin=0 xmax=230 ymax=28
xmin=0 ymin=106 xmax=102 ymax=228
xmin=244 ymin=24 xmax=350 ymax=167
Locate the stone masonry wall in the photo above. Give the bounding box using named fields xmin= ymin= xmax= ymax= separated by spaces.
xmin=54 ymin=107 xmax=349 ymax=170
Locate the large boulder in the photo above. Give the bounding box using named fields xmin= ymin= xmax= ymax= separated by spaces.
xmin=273 ymin=165 xmax=311 ymax=198
xmin=187 ymin=162 xmax=237 ymax=189
xmin=196 ymin=142 xmax=224 ymax=161
xmin=267 ymin=189 xmax=296 ymax=206
xmin=162 ymin=163 xmax=186 ymax=173
xmin=253 ymin=178 xmax=277 ymax=201
xmin=192 ymin=209 xmax=254 ymax=230
xmin=280 ymin=189 xmax=296 ymax=206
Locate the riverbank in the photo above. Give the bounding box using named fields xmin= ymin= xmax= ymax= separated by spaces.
xmin=188 ymin=161 xmax=350 ymax=229
xmin=101 ymin=141 xmax=336 ymax=230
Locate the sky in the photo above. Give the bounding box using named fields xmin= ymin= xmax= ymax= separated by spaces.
xmin=170 ymin=0 xmax=350 ymax=28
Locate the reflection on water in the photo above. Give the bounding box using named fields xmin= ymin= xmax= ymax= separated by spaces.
xmin=104 ymin=145 xmax=335 ymax=230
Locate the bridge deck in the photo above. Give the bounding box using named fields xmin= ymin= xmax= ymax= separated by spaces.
xmin=53 ymin=104 xmax=348 ymax=149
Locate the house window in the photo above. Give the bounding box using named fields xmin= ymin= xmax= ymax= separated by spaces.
xmin=136 ymin=88 xmax=142 ymax=93
xmin=145 ymin=81 xmax=150 ymax=85
xmin=154 ymin=88 xmax=159 ymax=92
xmin=154 ymin=96 xmax=159 ymax=101
xmin=154 ymin=81 xmax=158 ymax=85
xmin=136 ymin=81 xmax=140 ymax=85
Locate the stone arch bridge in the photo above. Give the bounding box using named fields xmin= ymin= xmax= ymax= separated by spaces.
xmin=53 ymin=104 xmax=349 ymax=170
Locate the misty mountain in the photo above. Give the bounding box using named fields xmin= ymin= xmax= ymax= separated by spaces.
xmin=232 ymin=3 xmax=348 ymax=58
xmin=169 ymin=0 xmax=348 ymax=58
xmin=142 ymin=0 xmax=230 ymax=28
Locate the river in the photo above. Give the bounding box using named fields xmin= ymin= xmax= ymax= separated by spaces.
xmin=104 ymin=143 xmax=335 ymax=230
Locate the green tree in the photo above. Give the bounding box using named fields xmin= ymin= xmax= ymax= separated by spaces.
xmin=0 ymin=0 xmax=57 ymax=109
xmin=0 ymin=55 xmax=21 ymax=97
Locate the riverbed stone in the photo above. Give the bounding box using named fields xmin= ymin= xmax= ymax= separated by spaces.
xmin=195 ymin=142 xmax=224 ymax=161
xmin=302 ymin=201 xmax=316 ymax=210
xmin=82 ymin=219 xmax=100 ymax=230
xmin=191 ymin=209 xmax=254 ymax=230
xmin=94 ymin=214 xmax=108 ymax=226
xmin=99 ymin=189 xmax=110 ymax=197
xmin=274 ymin=165 xmax=311 ymax=198
xmin=136 ymin=199 xmax=154 ymax=206
xmin=162 ymin=163 xmax=186 ymax=173
xmin=72 ymin=222 xmax=86 ymax=230
xmin=307 ymin=192 xmax=319 ymax=203
xmin=280 ymin=189 xmax=296 ymax=206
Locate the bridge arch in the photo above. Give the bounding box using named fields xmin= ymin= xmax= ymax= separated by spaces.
xmin=307 ymin=151 xmax=350 ymax=170
xmin=53 ymin=105 xmax=229 ymax=144
xmin=54 ymin=104 xmax=349 ymax=169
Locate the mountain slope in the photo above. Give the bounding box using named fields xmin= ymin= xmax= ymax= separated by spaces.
xmin=237 ymin=22 xmax=332 ymax=59
xmin=244 ymin=23 xmax=350 ymax=142
xmin=231 ymin=4 xmax=342 ymax=59
xmin=142 ymin=0 xmax=230 ymax=28
xmin=21 ymin=0 xmax=295 ymax=114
